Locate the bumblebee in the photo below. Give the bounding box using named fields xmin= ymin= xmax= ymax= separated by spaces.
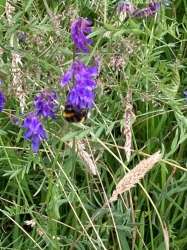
xmin=63 ymin=104 xmax=89 ymax=123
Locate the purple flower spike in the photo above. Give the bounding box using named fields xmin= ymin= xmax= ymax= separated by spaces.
xmin=22 ymin=113 xmax=47 ymax=153
xmin=133 ymin=7 xmax=153 ymax=18
xmin=71 ymin=18 xmax=93 ymax=53
xmin=148 ymin=2 xmax=160 ymax=12
xmin=134 ymin=1 xmax=169 ymax=18
xmin=117 ymin=2 xmax=137 ymax=16
xmin=61 ymin=61 xmax=98 ymax=88
xmin=0 ymin=92 xmax=5 ymax=112
xmin=66 ymin=84 xmax=95 ymax=109
xmin=61 ymin=60 xmax=98 ymax=110
xmin=34 ymin=91 xmax=58 ymax=120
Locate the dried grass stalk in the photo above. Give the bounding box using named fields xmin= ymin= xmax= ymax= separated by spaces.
xmin=69 ymin=140 xmax=98 ymax=175
xmin=5 ymin=2 xmax=15 ymax=22
xmin=10 ymin=36 xmax=26 ymax=113
xmin=43 ymin=0 xmax=61 ymax=36
xmin=163 ymin=223 xmax=169 ymax=250
xmin=123 ymin=91 xmax=135 ymax=161
xmin=109 ymin=151 xmax=162 ymax=202
xmin=6 ymin=2 xmax=26 ymax=113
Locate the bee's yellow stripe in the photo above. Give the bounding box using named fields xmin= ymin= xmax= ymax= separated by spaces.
xmin=63 ymin=112 xmax=74 ymax=118
xmin=79 ymin=117 xmax=86 ymax=123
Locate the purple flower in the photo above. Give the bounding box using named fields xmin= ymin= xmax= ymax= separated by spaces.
xmin=148 ymin=2 xmax=160 ymax=12
xmin=13 ymin=117 xmax=19 ymax=125
xmin=22 ymin=113 xmax=47 ymax=153
xmin=66 ymin=84 xmax=95 ymax=109
xmin=18 ymin=34 xmax=28 ymax=43
xmin=134 ymin=1 xmax=170 ymax=18
xmin=61 ymin=61 xmax=98 ymax=87
xmin=0 ymin=92 xmax=5 ymax=112
xmin=61 ymin=60 xmax=98 ymax=109
xmin=184 ymin=90 xmax=187 ymax=102
xmin=71 ymin=18 xmax=93 ymax=53
xmin=117 ymin=2 xmax=137 ymax=16
xmin=34 ymin=91 xmax=58 ymax=120
xmin=133 ymin=7 xmax=153 ymax=18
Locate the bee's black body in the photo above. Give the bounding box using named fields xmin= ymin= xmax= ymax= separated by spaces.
xmin=63 ymin=104 xmax=89 ymax=123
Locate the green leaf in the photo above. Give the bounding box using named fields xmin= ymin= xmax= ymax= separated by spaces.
xmin=76 ymin=127 xmax=94 ymax=140
xmin=24 ymin=0 xmax=34 ymax=12
xmin=128 ymin=19 xmax=138 ymax=29
xmin=60 ymin=131 xmax=80 ymax=142
xmin=178 ymin=133 xmax=187 ymax=145
xmin=9 ymin=12 xmax=23 ymax=25
xmin=106 ymin=122 xmax=115 ymax=136
xmin=159 ymin=65 xmax=180 ymax=99
xmin=165 ymin=128 xmax=179 ymax=158
xmin=0 ymin=130 xmax=7 ymax=135
xmin=3 ymin=169 xmax=22 ymax=179
xmin=91 ymin=124 xmax=105 ymax=140
xmin=103 ymin=23 xmax=116 ymax=31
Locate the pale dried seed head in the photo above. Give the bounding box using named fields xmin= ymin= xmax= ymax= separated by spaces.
xmin=5 ymin=0 xmax=21 ymax=21
xmin=7 ymin=8 xmax=26 ymax=113
xmin=10 ymin=35 xmax=26 ymax=113
xmin=109 ymin=151 xmax=162 ymax=202
xmin=109 ymin=55 xmax=127 ymax=72
xmin=119 ymin=12 xmax=127 ymax=22
xmin=67 ymin=5 xmax=77 ymax=19
xmin=53 ymin=17 xmax=61 ymax=36
xmin=103 ymin=30 xmax=112 ymax=38
xmin=69 ymin=140 xmax=98 ymax=175
xmin=123 ymin=91 xmax=135 ymax=161
xmin=5 ymin=2 xmax=15 ymax=22
xmin=107 ymin=36 xmax=141 ymax=72
xmin=0 ymin=47 xmax=3 ymax=55
xmin=24 ymin=219 xmax=36 ymax=227
xmin=37 ymin=228 xmax=44 ymax=237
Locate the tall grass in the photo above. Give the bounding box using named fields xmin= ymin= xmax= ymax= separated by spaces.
xmin=0 ymin=0 xmax=187 ymax=249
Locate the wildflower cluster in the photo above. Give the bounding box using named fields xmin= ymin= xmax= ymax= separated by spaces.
xmin=117 ymin=2 xmax=137 ymax=16
xmin=61 ymin=17 xmax=98 ymax=116
xmin=34 ymin=91 xmax=58 ymax=120
xmin=117 ymin=1 xmax=170 ymax=18
xmin=71 ymin=18 xmax=93 ymax=53
xmin=20 ymin=16 xmax=97 ymax=152
xmin=22 ymin=91 xmax=58 ymax=152
xmin=2 ymin=1 xmax=171 ymax=154
xmin=22 ymin=113 xmax=47 ymax=153
xmin=61 ymin=61 xmax=98 ymax=109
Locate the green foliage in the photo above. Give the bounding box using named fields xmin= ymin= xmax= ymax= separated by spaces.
xmin=0 ymin=0 xmax=187 ymax=249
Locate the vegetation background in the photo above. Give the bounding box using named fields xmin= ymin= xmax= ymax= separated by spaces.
xmin=0 ymin=0 xmax=187 ymax=249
